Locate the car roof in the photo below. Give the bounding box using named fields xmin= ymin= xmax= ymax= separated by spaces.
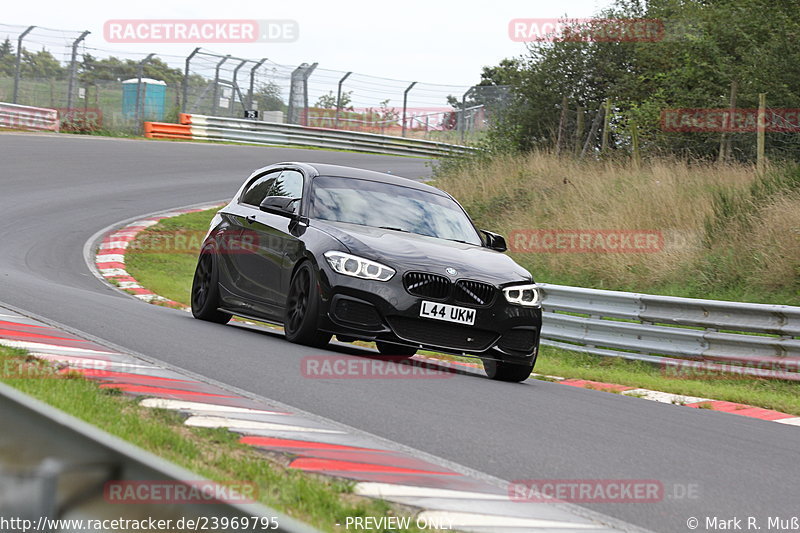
xmin=263 ymin=162 xmax=448 ymax=197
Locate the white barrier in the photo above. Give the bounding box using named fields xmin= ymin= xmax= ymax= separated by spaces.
xmin=0 ymin=102 xmax=59 ymax=132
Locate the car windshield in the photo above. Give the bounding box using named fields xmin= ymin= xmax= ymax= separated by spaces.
xmin=310 ymin=176 xmax=481 ymax=245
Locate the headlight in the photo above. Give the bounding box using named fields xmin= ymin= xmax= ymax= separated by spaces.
xmin=503 ymin=284 xmax=541 ymax=307
xmin=324 ymin=251 xmax=395 ymax=281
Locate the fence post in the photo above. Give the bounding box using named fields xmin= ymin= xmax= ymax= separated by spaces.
xmin=630 ymin=119 xmax=641 ymax=169
xmin=459 ymin=87 xmax=474 ymax=144
xmin=13 ymin=26 xmax=35 ymax=104
xmin=248 ymin=58 xmax=267 ymax=111
xmin=232 ymin=59 xmax=249 ymax=115
xmin=757 ymin=92 xmax=766 ymax=175
xmin=556 ymin=95 xmax=568 ymax=154
xmin=211 ymin=55 xmax=231 ymax=116
xmin=574 ymin=105 xmax=584 ymax=156
xmin=301 ymin=63 xmax=317 ymax=126
xmin=181 ymin=47 xmax=200 ymax=114
xmin=335 ymin=71 xmax=352 ymax=129
xmin=581 ymin=104 xmax=604 ymax=158
xmin=600 ymin=97 xmax=612 ymax=154
xmin=718 ymin=80 xmax=738 ymax=162
xmin=65 ymin=31 xmax=90 ymax=111
xmin=402 ymin=81 xmax=417 ymax=137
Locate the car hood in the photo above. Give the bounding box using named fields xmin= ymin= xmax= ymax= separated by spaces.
xmin=312 ymin=220 xmax=532 ymax=284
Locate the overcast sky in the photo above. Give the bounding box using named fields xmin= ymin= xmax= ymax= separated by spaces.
xmin=2 ymin=0 xmax=613 ymax=87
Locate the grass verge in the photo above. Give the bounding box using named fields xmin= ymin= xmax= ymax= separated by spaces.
xmin=123 ymin=207 xmax=800 ymax=415
xmin=0 ymin=344 xmax=437 ymax=532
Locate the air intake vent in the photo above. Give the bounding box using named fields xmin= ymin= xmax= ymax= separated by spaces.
xmin=387 ymin=316 xmax=498 ymax=352
xmin=404 ymin=272 xmax=450 ymax=299
xmin=454 ymin=280 xmax=496 ymax=307
xmin=499 ymin=328 xmax=538 ymax=354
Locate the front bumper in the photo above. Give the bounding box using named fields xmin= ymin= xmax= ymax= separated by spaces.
xmin=315 ymin=265 xmax=541 ymax=363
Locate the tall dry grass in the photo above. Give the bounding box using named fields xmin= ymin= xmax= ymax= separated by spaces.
xmin=433 ymin=152 xmax=798 ymax=303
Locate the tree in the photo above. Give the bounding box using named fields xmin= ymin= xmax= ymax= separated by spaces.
xmin=78 ymin=54 xmax=183 ymax=86
xmin=252 ymin=81 xmax=287 ymax=112
xmin=314 ymin=90 xmax=352 ymax=110
xmin=476 ymin=0 xmax=800 ymax=159
xmin=20 ymin=48 xmax=65 ymax=79
xmin=0 ymin=37 xmax=14 ymax=77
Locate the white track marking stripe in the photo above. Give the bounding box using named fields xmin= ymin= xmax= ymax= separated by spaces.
xmin=96 ymin=254 xmax=125 ymax=263
xmin=621 ymin=388 xmax=712 ymax=405
xmin=775 ymin=417 xmax=800 ymax=426
xmin=184 ymin=415 xmax=343 ymax=434
xmin=141 ymin=398 xmax=288 ymax=416
xmin=354 ymin=483 xmax=506 ymax=500
xmin=0 ymin=340 xmax=117 ymax=355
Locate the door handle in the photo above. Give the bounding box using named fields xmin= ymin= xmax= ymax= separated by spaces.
xmin=245 ymin=215 xmax=256 ymax=224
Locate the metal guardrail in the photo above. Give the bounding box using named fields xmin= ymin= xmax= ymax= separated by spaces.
xmin=538 ymin=284 xmax=800 ymax=379
xmin=144 ymin=114 xmax=474 ymax=157
xmin=0 ymin=102 xmax=59 ymax=132
xmin=0 ymin=381 xmax=319 ymax=532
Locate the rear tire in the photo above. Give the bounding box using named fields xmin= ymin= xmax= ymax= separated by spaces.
xmin=191 ymin=246 xmax=232 ymax=324
xmin=284 ymin=262 xmax=332 ymax=348
xmin=376 ymin=341 xmax=417 ymax=358
xmin=483 ymin=358 xmax=534 ymax=382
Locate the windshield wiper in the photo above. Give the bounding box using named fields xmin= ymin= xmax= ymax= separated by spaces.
xmin=379 ymin=226 xmax=409 ymax=233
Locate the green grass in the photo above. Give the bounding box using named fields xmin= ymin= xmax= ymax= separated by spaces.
xmin=0 ymin=344 xmax=438 ymax=532
xmin=125 ymin=208 xmax=800 ymax=414
xmin=123 ymin=209 xmax=217 ymax=304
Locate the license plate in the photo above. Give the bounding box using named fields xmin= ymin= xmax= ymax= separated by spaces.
xmin=419 ymin=301 xmax=476 ymax=325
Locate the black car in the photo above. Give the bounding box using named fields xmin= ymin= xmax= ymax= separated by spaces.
xmin=190 ymin=162 xmax=542 ymax=382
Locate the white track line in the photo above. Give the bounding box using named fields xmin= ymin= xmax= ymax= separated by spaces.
xmin=141 ymin=398 xmax=288 ymax=416
xmin=184 ymin=415 xmax=344 ymax=434
xmin=620 ymin=388 xmax=712 ymax=405
xmin=0 ymin=340 xmax=117 ymax=355
xmin=775 ymin=417 xmax=800 ymax=426
xmin=355 ymin=483 xmax=506 ymax=501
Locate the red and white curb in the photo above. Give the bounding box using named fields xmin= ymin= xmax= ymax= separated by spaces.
xmin=0 ymin=307 xmax=630 ymax=533
xmin=94 ymin=205 xmax=224 ymax=308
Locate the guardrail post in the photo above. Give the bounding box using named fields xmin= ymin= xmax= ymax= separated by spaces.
xmin=248 ymin=58 xmax=268 ymax=112
xmin=211 ymin=55 xmax=231 ymax=116
xmin=334 ymin=71 xmax=352 ymax=129
xmin=12 ymin=26 xmax=35 ymax=104
xmin=135 ymin=53 xmax=155 ymax=134
xmin=402 ymin=81 xmax=417 ymax=137
xmin=181 ymin=47 xmax=200 ymax=114
xmin=65 ymin=31 xmax=90 ymax=111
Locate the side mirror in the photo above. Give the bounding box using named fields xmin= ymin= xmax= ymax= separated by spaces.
xmin=481 ymin=230 xmax=507 ymax=252
xmin=259 ymin=196 xmax=300 ymax=217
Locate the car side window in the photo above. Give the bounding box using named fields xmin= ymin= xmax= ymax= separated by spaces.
xmin=272 ymin=170 xmax=304 ymax=199
xmin=240 ymin=170 xmax=281 ymax=207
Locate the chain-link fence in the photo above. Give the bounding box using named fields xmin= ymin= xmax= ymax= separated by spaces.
xmin=0 ymin=22 xmax=508 ymax=143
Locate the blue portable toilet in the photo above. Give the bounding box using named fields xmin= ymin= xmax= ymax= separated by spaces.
xmin=122 ymin=78 xmax=167 ymax=121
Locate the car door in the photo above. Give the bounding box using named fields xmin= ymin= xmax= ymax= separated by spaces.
xmin=235 ymin=169 xmax=305 ymax=317
xmin=222 ymin=169 xmax=282 ymax=302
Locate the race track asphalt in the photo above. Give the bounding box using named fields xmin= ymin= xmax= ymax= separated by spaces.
xmin=1 ymin=132 xmax=797 ymax=533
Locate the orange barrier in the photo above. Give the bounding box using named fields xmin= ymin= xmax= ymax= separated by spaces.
xmin=143 ymin=121 xmax=192 ymax=139
xmin=179 ymin=113 xmax=193 ymax=125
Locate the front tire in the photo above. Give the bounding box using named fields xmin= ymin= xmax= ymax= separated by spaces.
xmin=284 ymin=262 xmax=332 ymax=348
xmin=483 ymin=358 xmax=534 ymax=382
xmin=376 ymin=342 xmax=417 ymax=358
xmin=191 ymin=246 xmax=232 ymax=324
